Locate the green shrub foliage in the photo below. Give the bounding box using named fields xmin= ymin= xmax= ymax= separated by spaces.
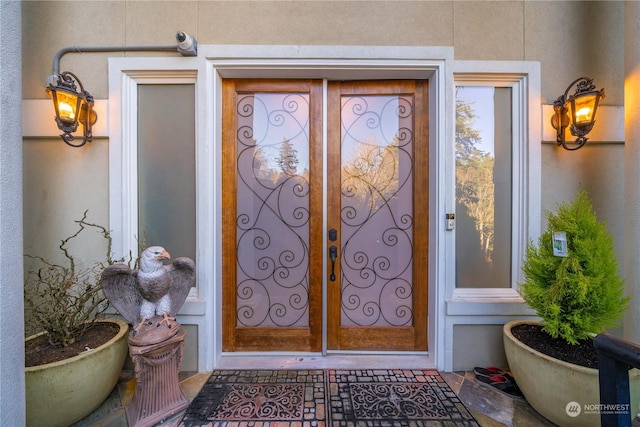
xmin=520 ymin=191 xmax=629 ymax=344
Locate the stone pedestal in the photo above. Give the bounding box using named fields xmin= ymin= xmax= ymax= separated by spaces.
xmin=126 ymin=318 xmax=189 ymax=427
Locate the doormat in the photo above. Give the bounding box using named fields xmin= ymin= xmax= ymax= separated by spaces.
xmin=180 ymin=369 xmax=479 ymax=426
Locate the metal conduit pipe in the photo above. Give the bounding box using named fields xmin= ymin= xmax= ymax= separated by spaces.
xmin=50 ymin=31 xmax=197 ymax=75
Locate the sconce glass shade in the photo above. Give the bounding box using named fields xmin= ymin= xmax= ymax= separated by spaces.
xmin=46 ymin=71 xmax=97 ymax=147
xmin=52 ymin=89 xmax=81 ymax=125
xmin=570 ymin=92 xmax=600 ymax=130
xmin=552 ymin=77 xmax=604 ymax=150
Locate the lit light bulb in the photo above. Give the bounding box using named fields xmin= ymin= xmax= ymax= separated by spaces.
xmin=58 ymin=101 xmax=75 ymax=121
xmin=575 ymin=107 xmax=591 ymax=124
xmin=56 ymin=91 xmax=78 ymax=123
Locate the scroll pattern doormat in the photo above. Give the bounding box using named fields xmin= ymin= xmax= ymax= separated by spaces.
xmin=180 ymin=369 xmax=479 ymax=426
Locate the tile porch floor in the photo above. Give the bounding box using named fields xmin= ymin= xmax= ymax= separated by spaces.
xmin=73 ymin=355 xmax=559 ymax=427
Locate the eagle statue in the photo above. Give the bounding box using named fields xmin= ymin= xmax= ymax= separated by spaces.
xmin=101 ymin=246 xmax=195 ymax=333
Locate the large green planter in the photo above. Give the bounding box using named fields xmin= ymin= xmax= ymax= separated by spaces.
xmin=504 ymin=320 xmax=640 ymax=427
xmin=25 ymin=318 xmax=129 ymax=427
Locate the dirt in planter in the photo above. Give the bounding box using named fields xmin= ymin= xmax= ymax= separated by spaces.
xmin=511 ymin=323 xmax=598 ymax=369
xmin=25 ymin=323 xmax=121 ymax=367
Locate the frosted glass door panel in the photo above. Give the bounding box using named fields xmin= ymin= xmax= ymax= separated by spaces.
xmin=340 ymin=94 xmax=414 ymax=327
xmin=235 ymin=93 xmax=311 ymax=328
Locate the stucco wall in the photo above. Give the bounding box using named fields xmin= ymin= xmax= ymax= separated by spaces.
xmin=21 ymin=1 xmax=626 ymax=371
xmin=22 ymin=1 xmax=625 ymax=101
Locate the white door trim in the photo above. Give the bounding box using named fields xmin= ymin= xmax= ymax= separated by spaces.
xmin=205 ymin=45 xmax=454 ymax=371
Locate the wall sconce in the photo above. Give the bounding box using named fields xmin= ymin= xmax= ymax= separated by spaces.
xmin=46 ymin=71 xmax=97 ymax=147
xmin=45 ymin=31 xmax=197 ymax=148
xmin=551 ymin=77 xmax=605 ymax=150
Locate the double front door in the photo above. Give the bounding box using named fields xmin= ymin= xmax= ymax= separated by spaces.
xmin=222 ymin=79 xmax=428 ymax=353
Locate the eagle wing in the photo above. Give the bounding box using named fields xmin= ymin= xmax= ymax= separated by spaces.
xmin=100 ymin=263 xmax=141 ymax=325
xmin=166 ymin=257 xmax=196 ymax=316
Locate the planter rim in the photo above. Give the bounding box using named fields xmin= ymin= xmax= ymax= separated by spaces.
xmin=25 ymin=318 xmax=128 ymax=372
xmin=503 ymin=319 xmax=597 ymax=374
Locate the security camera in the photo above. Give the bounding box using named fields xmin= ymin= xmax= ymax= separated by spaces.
xmin=176 ymin=31 xmax=197 ymax=57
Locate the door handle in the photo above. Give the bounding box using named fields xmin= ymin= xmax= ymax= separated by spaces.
xmin=329 ymin=245 xmax=338 ymax=281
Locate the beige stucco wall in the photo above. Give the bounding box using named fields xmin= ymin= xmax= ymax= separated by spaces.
xmin=22 ymin=1 xmax=626 ymax=101
xmin=22 ymin=1 xmax=626 ymax=371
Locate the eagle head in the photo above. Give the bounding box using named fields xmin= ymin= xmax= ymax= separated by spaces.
xmin=140 ymin=246 xmax=171 ymax=273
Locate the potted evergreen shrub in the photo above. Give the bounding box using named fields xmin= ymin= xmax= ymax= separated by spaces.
xmin=24 ymin=211 xmax=129 ymax=427
xmin=503 ymin=191 xmax=640 ymax=426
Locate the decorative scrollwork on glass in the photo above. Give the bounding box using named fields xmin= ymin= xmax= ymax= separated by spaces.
xmin=235 ymin=93 xmax=311 ymax=327
xmin=340 ymin=95 xmax=414 ymax=327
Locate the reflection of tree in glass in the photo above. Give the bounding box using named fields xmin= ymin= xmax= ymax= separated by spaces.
xmin=342 ymin=136 xmax=400 ymax=210
xmin=276 ymin=138 xmax=299 ymax=175
xmin=456 ymin=99 xmax=495 ymax=263
xmin=251 ymin=142 xmax=271 ymax=180
xmin=253 ymin=138 xmax=307 ymax=184
xmin=456 ymin=100 xmax=481 ymax=159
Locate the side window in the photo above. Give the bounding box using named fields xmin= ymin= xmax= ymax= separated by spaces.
xmin=455 ymin=86 xmax=512 ymax=288
xmin=452 ymin=67 xmax=541 ymax=293
xmin=107 ymin=62 xmax=200 ymax=287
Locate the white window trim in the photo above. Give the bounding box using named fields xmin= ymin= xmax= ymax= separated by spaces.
xmin=109 ymin=66 xmax=198 ymax=266
xmin=449 ymin=61 xmax=541 ymax=302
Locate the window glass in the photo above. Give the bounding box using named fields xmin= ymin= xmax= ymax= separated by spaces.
xmin=137 ymin=84 xmax=196 ymax=263
xmin=455 ymin=86 xmax=512 ymax=288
